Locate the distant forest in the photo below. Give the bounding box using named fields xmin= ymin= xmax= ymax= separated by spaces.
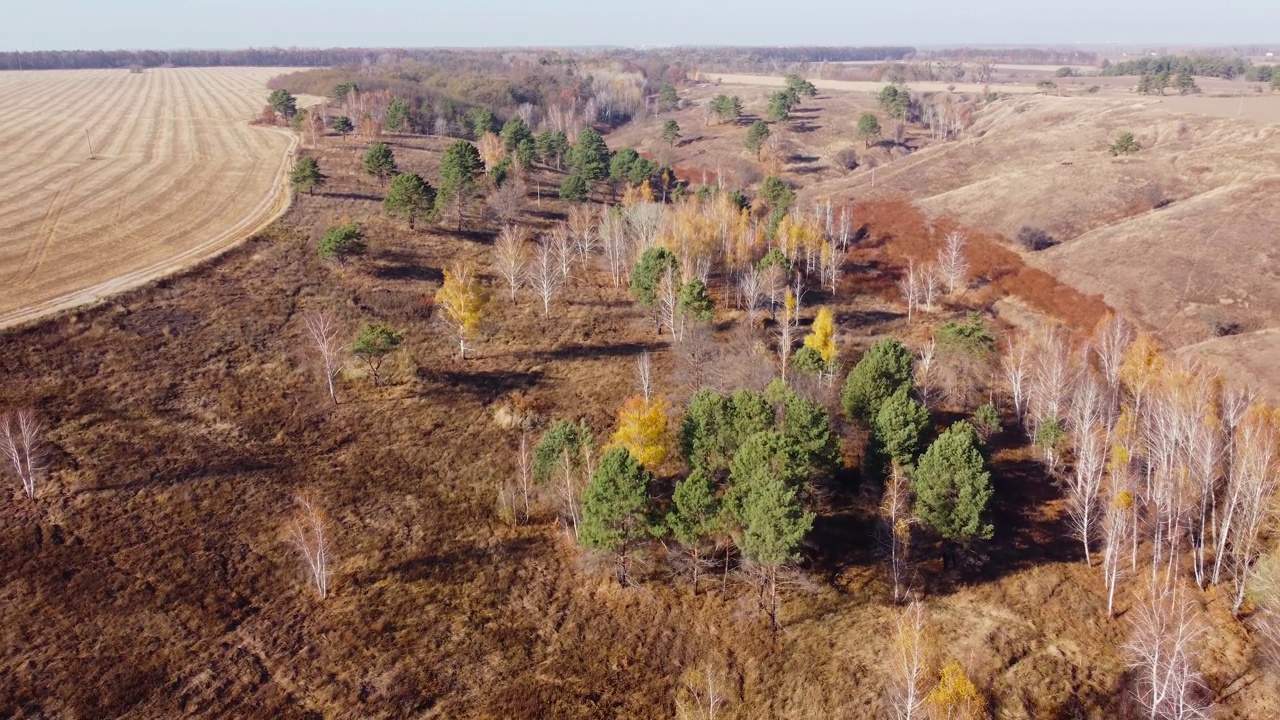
xmin=1101 ymin=55 xmax=1271 ymax=80
xmin=0 ymin=46 xmax=913 ymax=72
xmin=922 ymin=47 xmax=1098 ymax=65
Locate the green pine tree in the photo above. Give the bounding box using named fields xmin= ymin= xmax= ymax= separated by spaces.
xmin=726 ymin=431 xmax=808 ymax=524
xmin=745 ymin=120 xmax=770 ymax=158
xmin=436 ymin=140 xmax=483 ymax=230
xmin=290 ymin=156 xmax=326 ymax=195
xmin=580 ymin=447 xmax=657 ymax=586
xmin=738 ymin=470 xmax=814 ymax=630
xmin=267 ymin=89 xmax=297 ymax=118
xmin=658 ymin=84 xmax=680 ymax=112
xmin=500 ymin=115 xmax=534 ymax=151
xmin=571 ymin=127 xmax=610 ymax=183
xmin=351 ymin=323 xmax=404 ymax=387
xmin=559 ymin=173 xmax=588 ymax=202
xmin=362 ymin=142 xmax=398 ymax=185
xmin=679 ymin=278 xmax=713 ymax=321
xmin=911 ymin=421 xmax=993 ymax=542
xmin=629 ymin=247 xmax=679 ymax=309
xmin=666 ymin=470 xmax=721 ymax=593
xmin=662 ymin=119 xmax=682 ymax=147
xmin=329 ymin=115 xmax=354 ymax=138
xmin=873 ymin=388 xmax=931 ymax=468
xmin=384 ymin=97 xmax=412 ymax=132
xmin=383 ymin=172 xmax=437 ymax=229
xmin=317 ymin=221 xmax=365 ymax=262
xmin=841 ymin=338 xmax=915 ymax=423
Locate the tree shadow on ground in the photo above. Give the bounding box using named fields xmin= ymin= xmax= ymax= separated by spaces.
xmin=373 ymin=251 xmax=443 ymax=283
xmin=387 ymin=536 xmax=543 ymax=585
xmin=525 ymin=340 xmax=665 ymax=363
xmin=417 ymin=368 xmax=543 ymax=401
xmin=320 ymin=191 xmax=383 ymax=202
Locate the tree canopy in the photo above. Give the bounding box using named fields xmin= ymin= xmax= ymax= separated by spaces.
xmin=436 ymin=140 xmax=484 ymax=228
xmin=267 ymin=89 xmax=297 ymax=118
xmin=570 ymin=127 xmax=611 ymax=183
xmin=290 ymin=156 xmax=326 ymax=195
xmin=580 ymin=447 xmax=658 ymax=585
xmin=745 ymin=120 xmax=770 ymax=157
xmin=559 ymin=173 xmax=589 ymax=202
xmin=912 ymin=421 xmax=993 ymax=542
xmin=841 ymin=338 xmax=915 ymax=423
xmin=873 ymin=388 xmax=931 ymax=468
xmin=710 ymin=94 xmax=743 ymax=124
xmin=657 ymin=84 xmax=680 ymax=112
xmin=362 ymin=142 xmax=398 ymax=185
xmin=317 ymin=221 xmax=365 ymax=262
xmin=661 ymin=119 xmax=681 ymax=146
xmin=629 ymin=247 xmax=679 ymax=308
xmin=383 ymin=172 xmax=437 ymax=229
xmin=856 ymin=113 xmax=882 ymax=147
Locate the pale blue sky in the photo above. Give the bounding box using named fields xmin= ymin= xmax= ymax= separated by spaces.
xmin=2 ymin=0 xmax=1277 ymax=51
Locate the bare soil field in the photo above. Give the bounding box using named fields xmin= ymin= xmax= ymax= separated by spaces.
xmin=0 ymin=67 xmax=304 ymax=329
xmin=3 ymin=130 xmax=1278 ymax=718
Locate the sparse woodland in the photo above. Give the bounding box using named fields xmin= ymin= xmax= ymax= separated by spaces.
xmin=2 ymin=56 xmax=1279 ymax=719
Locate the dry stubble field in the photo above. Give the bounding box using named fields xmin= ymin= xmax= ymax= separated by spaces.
xmin=0 ymin=67 xmax=303 ymax=328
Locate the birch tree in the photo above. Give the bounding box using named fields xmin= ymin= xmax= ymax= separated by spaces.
xmin=885 ymin=601 xmax=934 ymax=720
xmin=1102 ymin=485 xmax=1134 ymax=616
xmin=528 ymin=240 xmax=565 ymax=316
xmin=303 ymin=311 xmax=344 ymax=405
xmin=289 ymin=496 xmax=332 ymax=600
xmin=936 ymin=231 xmax=969 ymax=295
xmin=898 ymin=260 xmax=922 ymax=322
xmin=435 ymin=264 xmax=491 ymax=359
xmin=0 ymin=409 xmax=44 ymax=500
xmin=1224 ymin=405 xmax=1278 ymax=614
xmin=1125 ymin=586 xmax=1212 ymax=719
xmin=881 ymin=463 xmax=915 ymax=604
xmin=492 ymin=224 xmax=528 ymax=300
xmin=600 ymin=206 xmax=630 ymax=287
xmin=568 ymin=204 xmax=597 ymax=269
xmin=1001 ymin=333 xmax=1032 ymax=425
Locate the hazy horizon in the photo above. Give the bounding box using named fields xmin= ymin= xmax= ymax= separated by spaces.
xmin=3 ymin=0 xmax=1278 ymax=53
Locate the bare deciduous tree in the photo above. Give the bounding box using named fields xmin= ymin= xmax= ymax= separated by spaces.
xmin=1001 ymin=333 xmax=1032 ymax=425
xmin=660 ymin=265 xmax=682 ymax=341
xmin=549 ymin=224 xmax=574 ymax=281
xmin=1102 ymin=482 xmax=1133 ymax=616
xmin=289 ymin=496 xmax=332 ymax=600
xmin=1094 ymin=313 xmax=1134 ymax=393
xmin=738 ymin=269 xmax=765 ymax=326
xmin=915 ymin=340 xmax=938 ymax=411
xmin=886 ymin=601 xmax=933 ymax=720
xmin=304 ymin=311 xmax=344 ymax=406
xmin=1 ymin=409 xmax=44 ymax=500
xmin=920 ymin=264 xmax=942 ymax=311
xmin=599 ymin=206 xmax=630 ymax=287
xmin=488 ymin=177 xmax=526 ymax=224
xmin=636 ymin=350 xmax=653 ymax=401
xmin=1067 ymin=423 xmax=1106 ymax=566
xmin=1125 ymin=585 xmax=1212 ymax=720
xmin=881 ymin=463 xmax=915 ymax=604
xmin=516 ymin=432 xmax=533 ymax=524
xmin=568 ymin=204 xmax=597 ymax=269
xmin=527 ymin=240 xmax=565 ymax=317
xmin=898 ymin=260 xmax=922 ymax=322
xmin=493 ymin=224 xmax=529 ymax=300
xmin=1223 ymin=407 xmax=1278 ymax=614
xmin=936 ymin=231 xmax=969 ymax=295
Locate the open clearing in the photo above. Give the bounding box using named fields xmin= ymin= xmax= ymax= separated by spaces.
xmin=0 ymin=67 xmax=303 ymax=329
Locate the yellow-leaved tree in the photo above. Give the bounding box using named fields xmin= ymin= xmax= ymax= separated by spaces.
xmin=435 ymin=264 xmax=491 ymax=360
xmin=925 ymin=661 xmax=987 ymax=720
xmin=803 ymin=307 xmax=838 ymax=364
xmin=608 ymin=395 xmax=669 ymax=469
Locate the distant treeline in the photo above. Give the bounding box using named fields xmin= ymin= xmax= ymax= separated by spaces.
xmin=1101 ymin=55 xmax=1264 ymax=79
xmin=636 ymin=46 xmax=914 ymax=73
xmin=0 ymin=47 xmax=502 ymax=71
xmin=921 ymin=47 xmax=1098 ymax=65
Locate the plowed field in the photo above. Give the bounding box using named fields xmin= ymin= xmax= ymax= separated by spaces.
xmin=0 ymin=67 xmax=299 ymax=328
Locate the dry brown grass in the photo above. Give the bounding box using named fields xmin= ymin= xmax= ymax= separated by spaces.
xmin=0 ymin=67 xmax=307 ymax=329
xmin=2 ymin=129 xmax=1279 ymax=718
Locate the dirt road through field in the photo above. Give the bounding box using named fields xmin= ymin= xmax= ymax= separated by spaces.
xmin=0 ymin=67 xmax=303 ymax=329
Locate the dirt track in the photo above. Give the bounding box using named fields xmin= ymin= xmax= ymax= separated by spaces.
xmin=0 ymin=68 xmax=301 ymax=329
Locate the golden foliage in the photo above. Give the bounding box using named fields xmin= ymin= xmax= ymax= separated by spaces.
xmin=1119 ymin=332 xmax=1164 ymax=400
xmin=477 ymin=131 xmax=505 ymax=173
xmin=925 ymin=661 xmax=987 ymax=720
xmin=803 ymin=307 xmax=838 ymax=364
xmin=608 ymin=395 xmax=670 ymax=469
xmin=435 ymin=264 xmax=491 ymax=355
